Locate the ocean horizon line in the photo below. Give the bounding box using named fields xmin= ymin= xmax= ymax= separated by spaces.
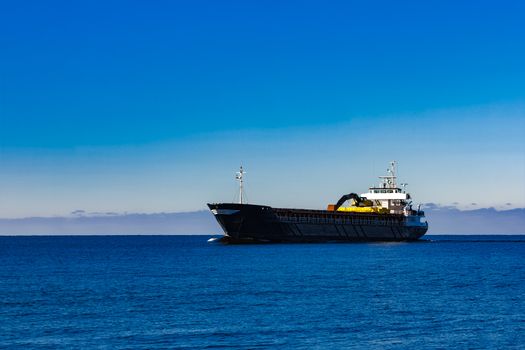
xmin=1 ymin=233 xmax=524 ymax=237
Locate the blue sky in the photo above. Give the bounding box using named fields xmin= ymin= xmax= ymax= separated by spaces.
xmin=1 ymin=0 xmax=524 ymax=217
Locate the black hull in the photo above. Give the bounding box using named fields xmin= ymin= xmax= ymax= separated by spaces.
xmin=208 ymin=203 xmax=428 ymax=243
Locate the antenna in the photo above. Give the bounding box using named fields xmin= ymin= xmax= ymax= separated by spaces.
xmin=379 ymin=160 xmax=398 ymax=188
xmin=235 ymin=165 xmax=246 ymax=204
xmin=390 ymin=161 xmax=397 ymax=187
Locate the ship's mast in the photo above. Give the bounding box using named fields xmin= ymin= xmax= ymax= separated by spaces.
xmin=389 ymin=161 xmax=397 ymax=187
xmin=378 ymin=160 xmax=397 ymax=188
xmin=235 ymin=165 xmax=245 ymax=204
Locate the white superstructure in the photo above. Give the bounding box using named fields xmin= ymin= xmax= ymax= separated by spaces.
xmin=360 ymin=161 xmax=412 ymax=214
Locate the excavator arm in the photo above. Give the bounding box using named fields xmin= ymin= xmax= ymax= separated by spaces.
xmin=333 ymin=193 xmax=362 ymax=211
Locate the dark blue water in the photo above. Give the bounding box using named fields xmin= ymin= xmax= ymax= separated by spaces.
xmin=1 ymin=235 xmax=524 ymax=349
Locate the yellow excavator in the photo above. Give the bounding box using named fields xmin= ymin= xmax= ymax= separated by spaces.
xmin=327 ymin=193 xmax=389 ymax=214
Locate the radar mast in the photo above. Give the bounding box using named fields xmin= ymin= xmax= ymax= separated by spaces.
xmin=378 ymin=161 xmax=397 ymax=188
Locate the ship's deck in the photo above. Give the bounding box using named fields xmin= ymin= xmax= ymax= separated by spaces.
xmin=272 ymin=207 xmax=406 ymax=226
xmin=273 ymin=207 xmax=404 ymax=218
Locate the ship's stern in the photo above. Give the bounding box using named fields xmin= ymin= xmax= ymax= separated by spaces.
xmin=404 ymin=212 xmax=429 ymax=240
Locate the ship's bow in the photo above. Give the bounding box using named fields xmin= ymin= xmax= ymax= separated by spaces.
xmin=207 ymin=203 xmax=280 ymax=241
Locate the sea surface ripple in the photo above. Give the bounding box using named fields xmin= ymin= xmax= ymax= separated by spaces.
xmin=0 ymin=235 xmax=524 ymax=349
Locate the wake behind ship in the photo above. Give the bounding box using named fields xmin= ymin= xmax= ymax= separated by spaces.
xmin=208 ymin=162 xmax=428 ymax=243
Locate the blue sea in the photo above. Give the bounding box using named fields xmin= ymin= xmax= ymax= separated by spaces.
xmin=1 ymin=235 xmax=524 ymax=349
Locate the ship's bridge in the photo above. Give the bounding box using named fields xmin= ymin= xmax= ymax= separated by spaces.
xmin=361 ymin=188 xmax=410 ymax=200
xmin=360 ymin=161 xmax=412 ymax=214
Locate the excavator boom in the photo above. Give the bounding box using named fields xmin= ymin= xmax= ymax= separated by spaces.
xmin=332 ymin=193 xmax=362 ymax=211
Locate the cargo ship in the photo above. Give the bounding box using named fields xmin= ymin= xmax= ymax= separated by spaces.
xmin=208 ymin=162 xmax=428 ymax=243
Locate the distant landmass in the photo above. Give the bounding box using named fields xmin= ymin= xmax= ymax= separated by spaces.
xmin=0 ymin=211 xmax=218 ymax=235
xmin=0 ymin=206 xmax=523 ymax=235
xmin=423 ymin=206 xmax=524 ymax=235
